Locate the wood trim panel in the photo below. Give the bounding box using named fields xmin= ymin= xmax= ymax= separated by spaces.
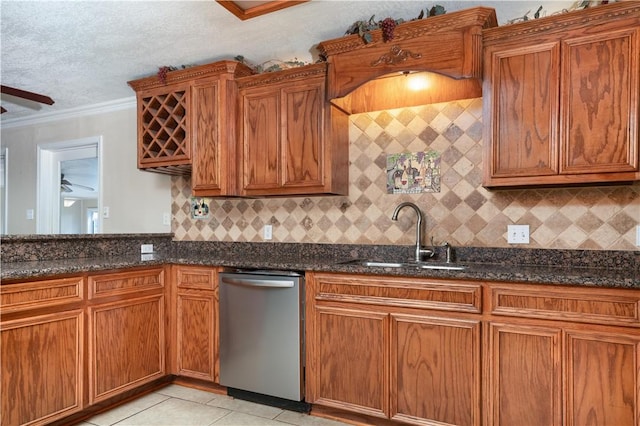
xmin=312 ymin=273 xmax=482 ymax=313
xmin=88 ymin=267 xmax=165 ymax=299
xmin=1 ymin=310 xmax=84 ymax=426
xmin=490 ymin=284 xmax=640 ymax=327
xmin=176 ymin=266 xmax=216 ymax=291
xmin=87 ymin=294 xmax=165 ymax=404
xmin=0 ymin=276 xmax=83 ymax=314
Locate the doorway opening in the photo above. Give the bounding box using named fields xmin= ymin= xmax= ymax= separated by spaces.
xmin=37 ymin=136 xmax=102 ymax=234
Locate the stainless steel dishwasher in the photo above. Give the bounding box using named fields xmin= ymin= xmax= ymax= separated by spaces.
xmin=218 ymin=269 xmax=305 ymax=407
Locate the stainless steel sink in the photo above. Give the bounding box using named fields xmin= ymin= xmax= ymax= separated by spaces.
xmin=339 ymin=259 xmax=466 ymax=271
xmin=416 ymin=263 xmax=466 ymax=271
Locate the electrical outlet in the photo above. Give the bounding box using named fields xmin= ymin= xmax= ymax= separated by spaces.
xmin=141 ymin=244 xmax=154 ymax=254
xmin=507 ymin=225 xmax=530 ymax=244
xmin=102 ymin=206 xmax=110 ymax=219
xmin=163 ymin=212 xmax=171 ymax=226
xmin=636 ymin=225 xmax=640 ymax=247
xmin=263 ymin=224 xmax=273 ymax=240
xmin=26 ymin=209 xmax=34 ymax=220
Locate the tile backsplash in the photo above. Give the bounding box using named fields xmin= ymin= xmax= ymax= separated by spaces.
xmin=172 ymin=98 xmax=640 ymax=250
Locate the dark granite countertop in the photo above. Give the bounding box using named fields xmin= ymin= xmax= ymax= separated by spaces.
xmin=2 ymin=250 xmax=637 ymax=289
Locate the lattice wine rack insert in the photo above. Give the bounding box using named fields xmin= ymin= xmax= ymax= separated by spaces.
xmin=140 ymin=91 xmax=189 ymax=164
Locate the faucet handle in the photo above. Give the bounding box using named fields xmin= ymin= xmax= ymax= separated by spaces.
xmin=421 ymin=236 xmax=436 ymax=259
xmin=442 ymin=241 xmax=454 ymax=263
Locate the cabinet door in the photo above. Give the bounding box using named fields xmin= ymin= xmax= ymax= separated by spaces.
xmin=561 ymin=28 xmax=639 ymax=175
xmin=391 ymin=314 xmax=481 ymax=426
xmin=484 ymin=41 xmax=560 ymax=182
xmin=281 ymin=79 xmax=324 ymax=189
xmin=173 ymin=266 xmax=218 ymax=382
xmin=1 ymin=310 xmax=84 ymax=426
xmin=88 ymin=294 xmax=165 ymax=404
xmin=488 ymin=322 xmax=562 ymax=426
xmin=309 ymin=305 xmax=390 ymax=419
xmin=242 ymin=88 xmax=281 ymax=191
xmin=566 ymin=330 xmax=640 ymax=426
xmin=176 ymin=292 xmax=216 ymax=381
xmin=191 ymin=80 xmax=222 ymax=194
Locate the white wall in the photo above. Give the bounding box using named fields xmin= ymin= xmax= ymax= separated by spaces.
xmin=0 ymin=105 xmax=172 ymax=234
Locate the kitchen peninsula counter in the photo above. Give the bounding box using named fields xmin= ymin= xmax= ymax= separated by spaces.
xmin=1 ymin=235 xmax=637 ymax=288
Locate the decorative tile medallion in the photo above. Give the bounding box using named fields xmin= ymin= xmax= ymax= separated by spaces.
xmin=387 ymin=151 xmax=441 ymax=194
xmin=191 ymin=197 xmax=211 ymax=219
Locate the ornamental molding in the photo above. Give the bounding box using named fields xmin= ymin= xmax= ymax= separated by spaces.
xmin=370 ymin=45 xmax=422 ymax=67
xmin=318 ymin=7 xmax=496 ymax=57
xmin=236 ymin=64 xmax=326 ymax=89
xmin=128 ymin=61 xmax=253 ymax=91
xmin=483 ymin=5 xmax=640 ymax=43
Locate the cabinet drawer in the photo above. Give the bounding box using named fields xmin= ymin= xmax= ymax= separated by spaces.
xmin=490 ymin=284 xmax=640 ymax=327
xmin=1 ymin=277 xmax=83 ymax=313
xmin=313 ymin=273 xmax=481 ymax=313
xmin=88 ymin=268 xmax=165 ymax=299
xmin=176 ymin=267 xmax=216 ymax=290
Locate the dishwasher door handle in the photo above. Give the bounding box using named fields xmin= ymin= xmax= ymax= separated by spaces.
xmin=220 ymin=276 xmax=294 ymax=288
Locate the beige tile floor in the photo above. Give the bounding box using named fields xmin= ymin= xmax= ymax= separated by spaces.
xmin=78 ymin=384 xmax=352 ymax=426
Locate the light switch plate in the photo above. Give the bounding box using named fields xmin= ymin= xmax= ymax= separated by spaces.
xmin=507 ymin=225 xmax=530 ymax=244
xmin=636 ymin=225 xmax=640 ymax=247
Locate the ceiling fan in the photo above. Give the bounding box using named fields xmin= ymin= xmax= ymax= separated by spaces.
xmin=0 ymin=85 xmax=54 ymax=114
xmin=61 ymin=174 xmax=95 ymax=193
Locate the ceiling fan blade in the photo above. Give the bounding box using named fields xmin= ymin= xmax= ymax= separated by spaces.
xmin=72 ymin=183 xmax=95 ymax=191
xmin=1 ymin=85 xmax=54 ymax=105
xmin=61 ymin=185 xmax=72 ymax=193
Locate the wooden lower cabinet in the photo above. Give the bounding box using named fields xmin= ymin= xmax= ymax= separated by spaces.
xmin=172 ymin=266 xmax=218 ymax=382
xmin=1 ymin=310 xmax=84 ymax=426
xmin=88 ymin=294 xmax=165 ymax=403
xmin=566 ymin=330 xmax=639 ymax=425
xmin=487 ymin=323 xmax=563 ymax=426
xmin=306 ymin=272 xmax=482 ymax=426
xmin=391 ymin=314 xmax=481 ymax=426
xmin=313 ymin=305 xmax=390 ymax=418
xmin=307 ymin=273 xmax=639 ymax=426
xmin=87 ymin=267 xmax=166 ymax=404
xmin=487 ymin=283 xmax=640 ymax=426
xmin=487 ymin=322 xmax=640 ymax=426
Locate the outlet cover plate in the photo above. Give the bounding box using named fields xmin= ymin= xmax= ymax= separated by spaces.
xmin=507 ymin=225 xmax=530 ymax=244
xmin=263 ymin=224 xmax=273 ymax=240
xmin=141 ymin=244 xmax=154 ymax=254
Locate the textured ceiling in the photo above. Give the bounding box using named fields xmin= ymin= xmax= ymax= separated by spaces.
xmin=1 ymin=0 xmax=576 ymax=122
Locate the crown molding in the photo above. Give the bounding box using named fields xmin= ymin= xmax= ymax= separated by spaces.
xmin=0 ymin=97 xmax=136 ymax=129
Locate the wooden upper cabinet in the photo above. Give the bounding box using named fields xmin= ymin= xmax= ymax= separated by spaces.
xmin=483 ymin=2 xmax=640 ymax=187
xmin=128 ymin=61 xmax=253 ymax=196
xmin=237 ymin=63 xmax=349 ymax=196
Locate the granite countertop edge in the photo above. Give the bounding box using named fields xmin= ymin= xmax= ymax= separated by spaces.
xmin=1 ymin=253 xmax=637 ymax=289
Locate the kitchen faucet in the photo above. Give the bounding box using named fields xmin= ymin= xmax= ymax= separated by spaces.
xmin=391 ymin=202 xmax=435 ymax=263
